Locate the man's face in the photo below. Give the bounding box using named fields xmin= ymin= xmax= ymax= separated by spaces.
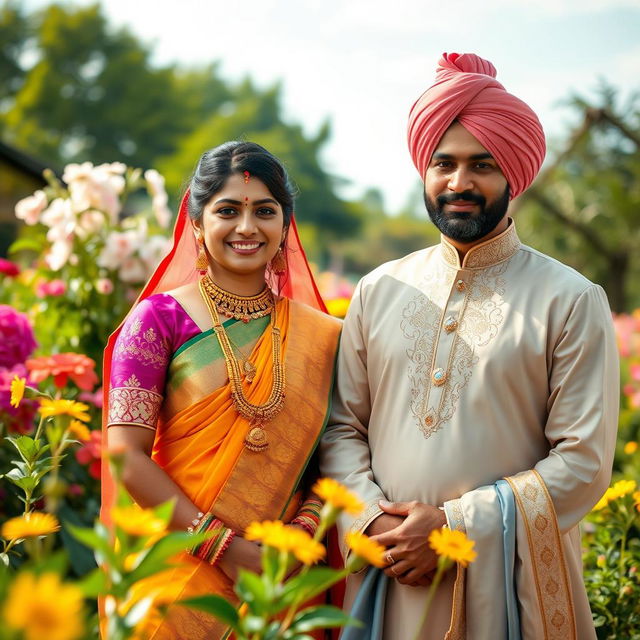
xmin=423 ymin=123 xmax=510 ymax=243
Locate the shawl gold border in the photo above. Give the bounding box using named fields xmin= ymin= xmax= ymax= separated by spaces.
xmin=505 ymin=469 xmax=576 ymax=640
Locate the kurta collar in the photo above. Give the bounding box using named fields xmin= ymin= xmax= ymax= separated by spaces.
xmin=440 ymin=219 xmax=521 ymax=270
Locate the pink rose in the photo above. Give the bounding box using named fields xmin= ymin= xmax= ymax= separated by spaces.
xmin=95 ymin=278 xmax=114 ymax=295
xmin=15 ymin=190 xmax=48 ymax=225
xmin=36 ymin=279 xmax=67 ymax=298
xmin=0 ymin=306 xmax=38 ymax=369
xmin=0 ymin=258 xmax=20 ymax=277
xmin=79 ymin=387 xmax=103 ymax=409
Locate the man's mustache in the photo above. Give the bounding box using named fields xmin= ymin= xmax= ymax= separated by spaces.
xmin=437 ymin=191 xmax=486 ymax=207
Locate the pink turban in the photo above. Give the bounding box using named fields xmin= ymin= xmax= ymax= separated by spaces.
xmin=407 ymin=52 xmax=545 ymax=199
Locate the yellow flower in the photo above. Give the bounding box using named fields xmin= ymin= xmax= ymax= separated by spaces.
xmin=111 ymin=505 xmax=167 ymax=537
xmin=246 ymin=520 xmax=325 ymax=564
xmin=10 ymin=375 xmax=26 ymax=408
xmin=592 ymin=490 xmax=612 ymax=512
xmin=2 ymin=572 xmax=84 ymax=640
xmin=67 ymin=419 xmax=90 ymax=441
xmin=246 ymin=520 xmax=286 ymax=547
xmin=633 ymin=491 xmax=640 ymax=512
xmin=345 ymin=530 xmax=386 ymax=568
xmin=2 ymin=512 xmax=60 ymax=540
xmin=313 ymin=478 xmax=364 ymax=516
xmin=429 ymin=527 xmax=477 ymax=568
xmin=624 ymin=441 xmax=639 ymax=455
xmin=609 ymin=479 xmax=637 ymax=500
xmin=325 ymin=298 xmax=351 ymax=319
xmin=38 ymin=398 xmax=90 ymax=423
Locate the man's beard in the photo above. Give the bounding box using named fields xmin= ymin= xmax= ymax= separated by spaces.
xmin=423 ymin=185 xmax=510 ymax=243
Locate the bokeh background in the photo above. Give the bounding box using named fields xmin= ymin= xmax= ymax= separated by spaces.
xmin=1 ymin=2 xmax=640 ymax=638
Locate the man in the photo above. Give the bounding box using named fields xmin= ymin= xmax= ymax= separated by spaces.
xmin=320 ymin=53 xmax=618 ymax=640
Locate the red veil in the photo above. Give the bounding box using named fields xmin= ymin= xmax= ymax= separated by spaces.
xmin=100 ymin=190 xmax=327 ymax=521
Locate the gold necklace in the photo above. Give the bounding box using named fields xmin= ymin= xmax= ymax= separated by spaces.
xmin=198 ymin=278 xmax=285 ymax=452
xmin=201 ymin=274 xmax=274 ymax=323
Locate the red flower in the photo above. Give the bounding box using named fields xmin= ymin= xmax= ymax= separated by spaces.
xmin=26 ymin=353 xmax=98 ymax=391
xmin=76 ymin=430 xmax=101 ymax=480
xmin=0 ymin=259 xmax=20 ymax=277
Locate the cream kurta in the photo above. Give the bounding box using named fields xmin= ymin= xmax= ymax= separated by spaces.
xmin=320 ymin=222 xmax=619 ymax=640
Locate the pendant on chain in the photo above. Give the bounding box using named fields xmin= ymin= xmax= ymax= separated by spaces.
xmin=244 ymin=425 xmax=268 ymax=451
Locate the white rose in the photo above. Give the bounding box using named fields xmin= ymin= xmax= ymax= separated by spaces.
xmin=45 ymin=237 xmax=73 ymax=271
xmin=139 ymin=235 xmax=171 ymax=272
xmin=15 ymin=190 xmax=48 ymax=225
xmin=118 ymin=257 xmax=147 ymax=283
xmin=97 ymin=230 xmax=137 ymax=270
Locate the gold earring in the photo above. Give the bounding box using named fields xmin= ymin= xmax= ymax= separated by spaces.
xmin=195 ymin=235 xmax=208 ymax=273
xmin=271 ymin=247 xmax=287 ymax=275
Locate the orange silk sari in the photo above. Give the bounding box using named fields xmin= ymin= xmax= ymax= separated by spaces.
xmin=118 ymin=297 xmax=340 ymax=639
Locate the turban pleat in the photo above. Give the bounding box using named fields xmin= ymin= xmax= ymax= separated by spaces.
xmin=407 ymin=52 xmax=545 ymax=199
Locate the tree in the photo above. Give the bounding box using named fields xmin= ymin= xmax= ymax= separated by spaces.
xmin=157 ymin=79 xmax=363 ymax=255
xmin=0 ymin=3 xmax=231 ymax=169
xmin=514 ymin=85 xmax=640 ymax=312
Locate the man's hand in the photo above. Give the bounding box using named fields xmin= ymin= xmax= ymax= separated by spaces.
xmin=370 ymin=500 xmax=447 ymax=586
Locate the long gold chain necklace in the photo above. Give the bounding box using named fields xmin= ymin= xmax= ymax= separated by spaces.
xmin=198 ymin=278 xmax=285 ymax=452
xmin=200 ymin=273 xmax=274 ymax=323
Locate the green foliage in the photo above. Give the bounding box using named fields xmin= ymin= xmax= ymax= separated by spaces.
xmin=517 ymin=85 xmax=640 ymax=312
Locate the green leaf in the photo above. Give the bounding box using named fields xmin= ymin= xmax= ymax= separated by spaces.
xmin=125 ymin=531 xmax=210 ymax=584
xmin=290 ymin=605 xmax=362 ymax=632
xmin=280 ymin=567 xmax=343 ymax=607
xmin=4 ymin=470 xmax=37 ymax=492
xmin=77 ymin=567 xmax=107 ymax=597
xmin=180 ymin=595 xmax=239 ymax=629
xmin=8 ymin=237 xmax=47 ymax=255
xmin=234 ymin=570 xmax=268 ymax=615
xmin=5 ymin=436 xmax=38 ymax=462
xmin=66 ymin=523 xmax=112 ymax=559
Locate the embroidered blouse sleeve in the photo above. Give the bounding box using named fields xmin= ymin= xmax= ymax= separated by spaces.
xmin=107 ymin=297 xmax=174 ymax=430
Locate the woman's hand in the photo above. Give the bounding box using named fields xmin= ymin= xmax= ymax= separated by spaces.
xmin=217 ymin=536 xmax=262 ymax=582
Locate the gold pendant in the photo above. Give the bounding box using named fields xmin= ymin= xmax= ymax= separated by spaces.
xmin=243 ymin=360 xmax=256 ymax=383
xmin=244 ymin=426 xmax=268 ymax=452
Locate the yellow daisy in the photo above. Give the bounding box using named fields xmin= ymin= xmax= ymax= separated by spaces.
xmin=633 ymin=491 xmax=640 ymax=512
xmin=10 ymin=375 xmax=26 ymax=408
xmin=313 ymin=478 xmax=364 ymax=516
xmin=429 ymin=527 xmax=477 ymax=568
xmin=245 ymin=520 xmax=286 ymax=547
xmin=2 ymin=512 xmax=60 ymax=540
xmin=2 ymin=572 xmax=84 ymax=640
xmin=38 ymin=398 xmax=90 ymax=423
xmin=609 ymin=479 xmax=637 ymax=501
xmin=291 ymin=531 xmax=326 ymax=565
xmin=624 ymin=441 xmax=639 ymax=455
xmin=111 ymin=505 xmax=167 ymax=537
xmin=67 ymin=419 xmax=91 ymax=442
xmin=246 ymin=520 xmax=325 ymax=564
xmin=345 ymin=531 xmax=386 ymax=568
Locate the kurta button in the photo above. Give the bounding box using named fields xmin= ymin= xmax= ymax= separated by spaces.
xmin=456 ymin=279 xmax=466 ymax=292
xmin=432 ymin=367 xmax=447 ymax=386
xmin=425 ymin=415 xmax=434 ymax=426
xmin=444 ymin=316 xmax=458 ymax=333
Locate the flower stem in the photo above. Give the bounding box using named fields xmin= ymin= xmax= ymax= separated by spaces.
xmin=412 ymin=561 xmax=449 ymax=640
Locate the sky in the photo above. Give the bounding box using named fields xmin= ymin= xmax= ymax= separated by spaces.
xmin=25 ymin=0 xmax=640 ymax=213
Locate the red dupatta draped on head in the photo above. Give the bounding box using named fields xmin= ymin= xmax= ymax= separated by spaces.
xmin=100 ymin=190 xmax=327 ymax=522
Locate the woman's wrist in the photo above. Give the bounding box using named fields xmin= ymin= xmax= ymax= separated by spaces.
xmin=187 ymin=511 xmax=236 ymax=565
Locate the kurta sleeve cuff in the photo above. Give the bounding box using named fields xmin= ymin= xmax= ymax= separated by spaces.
xmin=444 ymin=498 xmax=466 ymax=533
xmin=339 ymin=500 xmax=384 ymax=561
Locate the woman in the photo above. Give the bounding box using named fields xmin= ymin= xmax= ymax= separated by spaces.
xmin=102 ymin=141 xmax=341 ymax=638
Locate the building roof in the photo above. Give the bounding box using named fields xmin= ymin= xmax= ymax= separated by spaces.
xmin=0 ymin=139 xmax=56 ymax=181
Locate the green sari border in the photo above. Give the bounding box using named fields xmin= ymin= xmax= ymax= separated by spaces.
xmin=172 ymin=316 xmax=237 ymax=360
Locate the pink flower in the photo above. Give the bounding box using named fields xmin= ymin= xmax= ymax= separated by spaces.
xmin=630 ymin=364 xmax=640 ymax=382
xmin=145 ymin=169 xmax=172 ymax=228
xmin=0 ymin=364 xmax=37 ymax=433
xmin=95 ymin=278 xmax=114 ymax=295
xmin=76 ymin=430 xmax=102 ymax=479
xmin=15 ymin=190 xmax=48 ymax=225
xmin=0 ymin=258 xmax=20 ymax=277
xmin=68 ymin=483 xmax=85 ymax=497
xmin=118 ymin=257 xmax=147 ymax=283
xmin=139 ymin=235 xmax=170 ymax=273
xmin=45 ymin=238 xmax=74 ymax=271
xmin=97 ymin=230 xmax=140 ymax=270
xmin=64 ymin=162 xmax=124 ymax=223
xmin=79 ymin=387 xmax=103 ymax=409
xmin=36 ymin=279 xmax=67 ymax=298
xmin=0 ymin=306 xmax=38 ymax=369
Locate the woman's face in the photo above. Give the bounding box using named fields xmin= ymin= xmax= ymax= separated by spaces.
xmin=194 ymin=172 xmax=286 ymax=290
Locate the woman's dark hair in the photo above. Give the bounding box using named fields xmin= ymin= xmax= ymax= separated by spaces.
xmin=187 ymin=141 xmax=295 ymax=226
